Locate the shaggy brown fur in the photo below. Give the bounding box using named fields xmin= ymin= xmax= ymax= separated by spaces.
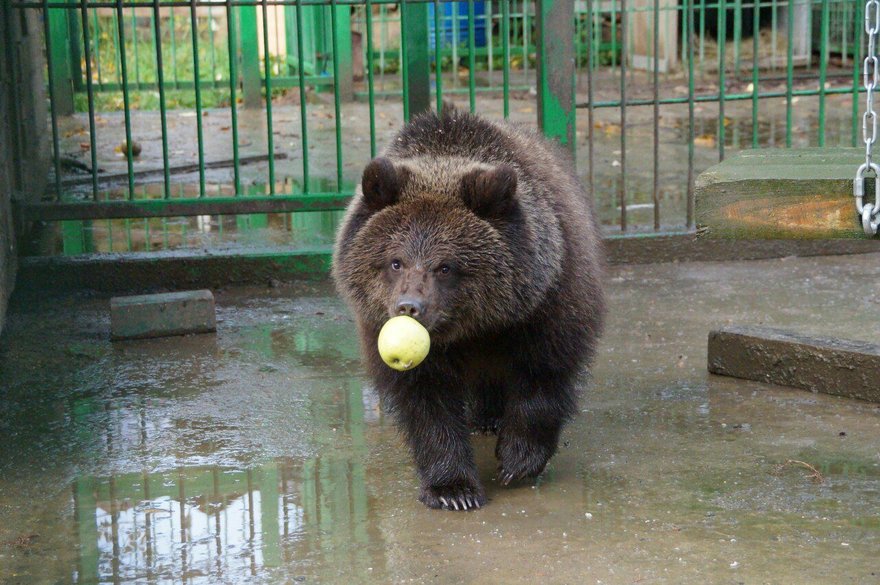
xmin=333 ymin=105 xmax=605 ymax=511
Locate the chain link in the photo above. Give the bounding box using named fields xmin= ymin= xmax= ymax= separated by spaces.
xmin=856 ymin=0 xmax=880 ymax=235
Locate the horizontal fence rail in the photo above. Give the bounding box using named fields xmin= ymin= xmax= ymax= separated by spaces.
xmin=9 ymin=0 xmax=866 ymax=256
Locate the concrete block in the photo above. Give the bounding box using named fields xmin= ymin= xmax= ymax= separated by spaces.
xmin=708 ymin=325 xmax=880 ymax=403
xmin=111 ymin=290 xmax=216 ymax=340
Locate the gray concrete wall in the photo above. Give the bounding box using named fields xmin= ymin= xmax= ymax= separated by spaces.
xmin=0 ymin=6 xmax=49 ymax=334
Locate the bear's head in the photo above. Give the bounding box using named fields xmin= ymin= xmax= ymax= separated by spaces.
xmin=338 ymin=156 xmax=523 ymax=343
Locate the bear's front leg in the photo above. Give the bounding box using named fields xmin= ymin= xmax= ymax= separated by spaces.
xmin=495 ymin=372 xmax=576 ymax=485
xmin=393 ymin=388 xmax=486 ymax=511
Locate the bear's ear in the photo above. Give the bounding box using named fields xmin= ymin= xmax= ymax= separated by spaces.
xmin=361 ymin=157 xmax=407 ymax=213
xmin=460 ymin=165 xmax=518 ymax=220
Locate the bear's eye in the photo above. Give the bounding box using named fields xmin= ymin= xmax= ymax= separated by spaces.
xmin=391 ymin=259 xmax=402 ymax=271
xmin=438 ymin=264 xmax=451 ymax=275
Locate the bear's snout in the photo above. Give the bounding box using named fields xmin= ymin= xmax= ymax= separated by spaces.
xmin=396 ymin=297 xmax=424 ymax=318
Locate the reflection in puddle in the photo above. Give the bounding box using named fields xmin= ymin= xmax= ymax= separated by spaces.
xmin=76 ymin=457 xmax=375 ymax=583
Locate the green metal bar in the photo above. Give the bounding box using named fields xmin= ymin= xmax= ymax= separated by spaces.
xmin=191 ymin=0 xmax=207 ymax=196
xmin=400 ymin=0 xmax=409 ymax=120
xmin=785 ymin=0 xmax=794 ymax=147
xmin=226 ymin=0 xmax=242 ymax=192
xmin=502 ymin=0 xmax=510 ymax=118
xmin=751 ymin=0 xmax=759 ymax=148
xmin=433 ymin=0 xmax=443 ymax=113
xmin=468 ymin=0 xmax=476 ymax=112
xmin=209 ymin=5 xmax=218 ymax=82
xmin=109 ymin=9 xmax=121 ymax=88
xmin=687 ymin=0 xmax=695 ymax=227
xmin=579 ymin=85 xmax=867 ymax=109
xmin=92 ymin=10 xmax=102 ymax=86
xmin=240 ymin=4 xmax=262 ymax=107
xmin=619 ymin=0 xmax=627 ymax=231
xmin=733 ymin=0 xmax=741 ymax=74
xmin=586 ymin=0 xmax=594 ymax=198
xmin=330 ymin=0 xmax=343 ymax=190
xmin=295 ymin=0 xmax=310 ymax=190
xmin=80 ymin=0 xmax=99 ymax=200
xmin=115 ymin=0 xmax=135 ymax=199
xmin=536 ymin=0 xmax=576 ymax=152
xmin=403 ymin=1 xmax=430 ymax=117
xmin=652 ymin=0 xmax=659 ymax=229
xmin=262 ymin=0 xmax=276 ymax=193
xmin=20 ymin=194 xmax=353 ymax=221
xmin=853 ymin=0 xmax=863 ymax=147
xmin=717 ymin=0 xmax=726 ymax=160
xmin=817 ymin=0 xmax=829 ymax=147
xmin=42 ymin=0 xmax=64 ymax=199
xmin=366 ymin=0 xmax=377 ymax=155
xmin=152 ymin=0 xmax=172 ymax=198
xmin=169 ymin=6 xmax=179 ymax=87
xmin=131 ymin=6 xmax=140 ymax=87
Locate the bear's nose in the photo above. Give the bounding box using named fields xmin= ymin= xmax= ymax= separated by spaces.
xmin=397 ymin=298 xmax=424 ymax=318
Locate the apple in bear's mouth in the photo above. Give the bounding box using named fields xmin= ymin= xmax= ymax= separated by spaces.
xmin=378 ymin=316 xmax=431 ymax=371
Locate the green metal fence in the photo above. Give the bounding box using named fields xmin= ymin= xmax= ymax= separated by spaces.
xmin=7 ymin=0 xmax=866 ymax=256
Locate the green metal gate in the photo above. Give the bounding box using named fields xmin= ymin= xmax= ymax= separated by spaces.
xmin=5 ymin=0 xmax=867 ymax=257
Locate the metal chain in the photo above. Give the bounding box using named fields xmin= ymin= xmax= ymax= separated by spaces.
xmin=856 ymin=0 xmax=880 ymax=236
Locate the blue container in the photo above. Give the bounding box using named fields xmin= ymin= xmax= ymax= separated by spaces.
xmin=428 ymin=2 xmax=488 ymax=50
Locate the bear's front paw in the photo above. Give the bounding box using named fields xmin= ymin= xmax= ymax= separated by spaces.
xmin=419 ymin=483 xmax=486 ymax=511
xmin=496 ymin=435 xmax=555 ymax=486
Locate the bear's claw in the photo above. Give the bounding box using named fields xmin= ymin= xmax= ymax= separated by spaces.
xmin=420 ymin=485 xmax=486 ymax=511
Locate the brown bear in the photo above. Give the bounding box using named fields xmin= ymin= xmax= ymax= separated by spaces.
xmin=332 ymin=105 xmax=605 ymax=511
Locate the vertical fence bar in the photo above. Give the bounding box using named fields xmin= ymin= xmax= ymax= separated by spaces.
xmin=853 ymin=0 xmax=863 ymax=147
xmin=115 ymin=0 xmax=135 ymax=199
xmin=295 ymin=0 xmax=310 ymax=191
xmin=131 ymin=6 xmax=140 ymax=87
xmin=226 ymin=0 xmax=241 ymax=193
xmin=80 ymin=0 xmax=100 ymax=200
xmin=619 ymin=0 xmax=627 ymax=231
xmin=586 ymin=0 xmax=594 ymax=200
xmin=434 ymin=0 xmax=444 ymax=113
xmin=262 ymin=0 xmax=275 ymax=193
xmin=330 ymin=0 xmax=344 ymax=190
xmin=652 ymin=0 xmax=660 ymax=229
xmin=502 ymin=0 xmax=510 ymax=118
xmin=92 ymin=10 xmax=102 ymax=86
xmin=785 ymin=0 xmax=794 ymax=147
xmin=190 ymin=0 xmax=206 ymax=197
xmin=240 ymin=5 xmax=261 ymax=108
xmin=169 ymin=7 xmax=179 ymax=87
xmin=536 ymin=0 xmax=576 ymax=152
xmin=751 ymin=0 xmax=759 ymax=148
xmin=400 ymin=0 xmax=410 ymax=120
xmin=366 ymin=0 xmax=377 ymax=155
xmin=717 ymin=0 xmax=726 ymax=161
xmin=209 ymin=5 xmax=217 ymax=83
xmin=468 ymin=0 xmax=476 ymax=112
xmin=817 ymin=0 xmax=828 ymax=147
xmin=152 ymin=0 xmax=171 ymax=198
xmin=686 ymin=0 xmax=695 ymax=228
xmin=403 ymin=1 xmax=431 ymax=118
xmin=42 ymin=0 xmax=64 ymax=200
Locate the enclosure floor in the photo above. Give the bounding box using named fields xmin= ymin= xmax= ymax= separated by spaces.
xmin=1 ymin=254 xmax=879 ymax=583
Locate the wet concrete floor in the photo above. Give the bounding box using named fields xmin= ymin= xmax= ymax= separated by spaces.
xmin=1 ymin=253 xmax=879 ymax=584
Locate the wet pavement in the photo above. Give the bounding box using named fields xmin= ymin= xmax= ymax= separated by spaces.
xmin=1 ymin=253 xmax=879 ymax=584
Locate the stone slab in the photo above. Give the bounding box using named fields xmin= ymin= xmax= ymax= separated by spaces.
xmin=708 ymin=325 xmax=880 ymax=403
xmin=110 ymin=290 xmax=216 ymax=340
xmin=695 ymin=148 xmax=870 ymax=239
